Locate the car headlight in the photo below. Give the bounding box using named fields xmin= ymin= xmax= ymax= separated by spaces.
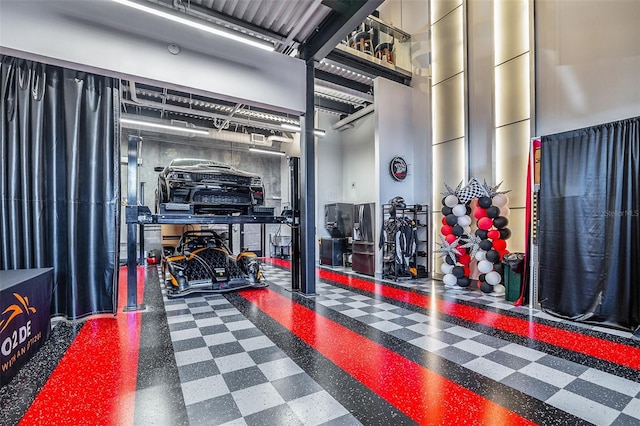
xmin=251 ymin=177 xmax=263 ymax=186
xmin=167 ymin=172 xmax=192 ymax=181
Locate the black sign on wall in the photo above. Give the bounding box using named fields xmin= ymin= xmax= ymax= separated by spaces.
xmin=389 ymin=156 xmax=408 ymax=181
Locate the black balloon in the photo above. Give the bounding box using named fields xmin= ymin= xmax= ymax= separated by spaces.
xmin=465 ymin=205 xmax=472 ymax=215
xmin=478 ymin=196 xmax=492 ymax=208
xmin=441 ymin=206 xmax=452 ymax=216
xmin=479 ymin=240 xmax=493 ymax=251
xmin=452 ymin=225 xmax=464 ymax=236
xmin=486 ymin=249 xmax=500 ymax=263
xmin=445 ymin=256 xmax=456 ymax=265
xmin=441 ymin=197 xmax=448 ymax=206
xmin=445 ymin=214 xmax=458 ymax=226
xmin=457 ymin=277 xmax=471 ymax=287
xmin=493 ymin=263 xmax=503 ymax=274
xmin=480 ymin=282 xmax=493 ymax=293
xmin=475 ymin=229 xmax=488 ymax=240
xmin=452 ymin=266 xmax=465 ymax=278
xmin=493 ymin=216 xmax=509 ymax=229
xmin=486 ymin=206 xmax=500 ymax=218
xmin=478 ymin=273 xmax=486 ymax=282
xmin=499 ymin=228 xmax=512 ymax=240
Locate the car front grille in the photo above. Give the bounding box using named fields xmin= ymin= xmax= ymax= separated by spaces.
xmin=191 ymin=173 xmax=251 ymax=185
xmin=193 ymin=191 xmax=252 ymax=205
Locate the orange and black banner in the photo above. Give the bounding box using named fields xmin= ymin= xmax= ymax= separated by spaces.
xmin=0 ymin=268 xmax=53 ymax=386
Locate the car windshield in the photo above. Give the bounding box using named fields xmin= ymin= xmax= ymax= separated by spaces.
xmin=170 ymin=159 xmax=222 ymax=167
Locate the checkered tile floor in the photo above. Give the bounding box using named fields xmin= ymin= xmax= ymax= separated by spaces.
xmin=161 ymin=264 xmax=640 ymax=426
xmin=162 ymin=284 xmax=361 ymax=425
xmin=267 ymin=266 xmax=640 ymax=426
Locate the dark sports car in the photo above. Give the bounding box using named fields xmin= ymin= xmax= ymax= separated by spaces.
xmin=155 ymin=158 xmax=264 ymax=214
xmin=161 ymin=230 xmax=266 ymax=297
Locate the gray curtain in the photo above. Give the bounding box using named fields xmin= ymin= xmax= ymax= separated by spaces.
xmin=1 ymin=55 xmax=120 ymax=318
xmin=539 ymin=116 xmax=640 ymax=331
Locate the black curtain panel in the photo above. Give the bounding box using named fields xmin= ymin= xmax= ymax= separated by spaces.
xmin=0 ymin=56 xmax=120 ymax=319
xmin=539 ymin=116 xmax=639 ymax=331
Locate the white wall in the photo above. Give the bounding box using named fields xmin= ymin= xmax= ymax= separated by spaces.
xmin=536 ymin=0 xmax=640 ymax=136
xmin=341 ymin=113 xmax=377 ymax=204
xmin=316 ymin=112 xmax=346 ymax=240
xmin=0 ymin=0 xmax=306 ymax=114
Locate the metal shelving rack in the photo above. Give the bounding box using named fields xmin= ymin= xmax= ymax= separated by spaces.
xmin=380 ymin=203 xmax=429 ymax=281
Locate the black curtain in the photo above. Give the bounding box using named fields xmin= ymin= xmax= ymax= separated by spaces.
xmin=0 ymin=56 xmax=120 ymax=319
xmin=539 ymin=116 xmax=640 ymax=331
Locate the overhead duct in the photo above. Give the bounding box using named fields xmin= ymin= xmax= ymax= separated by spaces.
xmin=120 ymin=115 xmax=294 ymax=146
xmin=332 ymin=104 xmax=374 ymax=130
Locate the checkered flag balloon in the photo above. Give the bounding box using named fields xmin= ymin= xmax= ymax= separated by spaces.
xmin=458 ymin=178 xmax=487 ymax=203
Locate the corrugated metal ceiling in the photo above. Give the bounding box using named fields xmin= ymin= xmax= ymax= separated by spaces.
xmin=172 ymin=0 xmax=332 ymax=51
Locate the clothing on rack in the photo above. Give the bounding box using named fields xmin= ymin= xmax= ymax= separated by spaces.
xmin=380 ymin=215 xmax=417 ymax=279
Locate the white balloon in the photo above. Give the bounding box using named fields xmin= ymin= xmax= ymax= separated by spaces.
xmin=445 ymin=194 xmax=459 ymax=208
xmin=492 ymin=193 xmax=509 ymax=207
xmin=443 ymin=273 xmax=458 ymax=286
xmin=440 ymin=263 xmax=454 ymax=274
xmin=485 ymin=271 xmax=502 ymax=285
xmin=452 ymin=204 xmax=467 ymax=217
xmin=457 ymin=215 xmax=472 ymax=227
xmin=493 ymin=284 xmax=506 ymax=295
xmin=499 ymin=206 xmax=511 ymax=217
xmin=478 ymin=260 xmax=493 ymax=274
xmin=475 ymin=250 xmax=487 ymax=261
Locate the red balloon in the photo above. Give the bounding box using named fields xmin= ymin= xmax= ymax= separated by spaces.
xmin=463 ymin=265 xmax=471 ymax=276
xmin=493 ymin=239 xmax=507 ymax=251
xmin=478 ymin=217 xmax=493 ymax=230
xmin=456 ymin=247 xmax=466 ymax=256
xmin=498 ymin=249 xmax=509 ymax=260
xmin=473 ymin=207 xmax=487 ymax=219
xmin=458 ymin=253 xmax=471 ymax=265
xmin=487 ymin=230 xmax=500 ymax=240
xmin=445 ymin=234 xmax=457 ymax=244
xmin=441 ymin=216 xmax=448 ymax=226
xmin=441 ymin=225 xmax=453 ymax=235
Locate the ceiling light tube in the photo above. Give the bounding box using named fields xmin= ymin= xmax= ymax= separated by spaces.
xmin=281 ymin=123 xmax=301 ymax=131
xmin=120 ymin=117 xmax=210 ymax=135
xmin=249 ymin=147 xmax=285 ymax=156
xmin=281 ymin=123 xmax=326 ymax=136
xmin=109 ymin=0 xmax=275 ymax=51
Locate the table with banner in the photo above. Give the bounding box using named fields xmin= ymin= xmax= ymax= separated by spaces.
xmin=0 ymin=268 xmax=53 ymax=386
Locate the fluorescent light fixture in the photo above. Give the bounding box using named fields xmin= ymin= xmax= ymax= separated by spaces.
xmin=280 ymin=123 xmax=326 ymax=137
xmin=121 ymin=117 xmax=210 ymax=135
xmin=109 ymin=0 xmax=275 ymax=52
xmin=249 ymin=147 xmax=285 ymax=156
xmin=281 ymin=123 xmax=301 ymax=131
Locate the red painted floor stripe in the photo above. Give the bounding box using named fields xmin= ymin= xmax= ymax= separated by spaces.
xmin=19 ymin=266 xmax=145 ymax=426
xmin=240 ymin=287 xmax=535 ymax=425
xmin=318 ymin=269 xmax=640 ymax=370
xmin=265 ymin=259 xmax=640 ymax=371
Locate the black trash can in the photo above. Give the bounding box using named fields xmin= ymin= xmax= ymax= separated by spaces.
xmin=502 ymin=253 xmax=525 ymax=302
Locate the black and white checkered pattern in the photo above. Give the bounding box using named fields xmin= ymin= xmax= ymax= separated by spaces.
xmin=273 ymin=266 xmax=640 ymax=426
xmin=161 ymin=264 xmax=640 ymax=426
xmin=161 ymin=281 xmax=361 ymax=425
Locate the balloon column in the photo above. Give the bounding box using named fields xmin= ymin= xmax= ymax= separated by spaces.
xmin=436 ymin=182 xmax=473 ymax=288
xmin=436 ymin=179 xmax=512 ymax=294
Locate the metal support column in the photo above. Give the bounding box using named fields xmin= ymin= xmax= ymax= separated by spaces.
xmin=300 ymin=60 xmax=316 ymax=294
xmin=124 ymin=135 xmax=145 ymax=312
xmin=289 ymin=156 xmax=301 ymax=291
